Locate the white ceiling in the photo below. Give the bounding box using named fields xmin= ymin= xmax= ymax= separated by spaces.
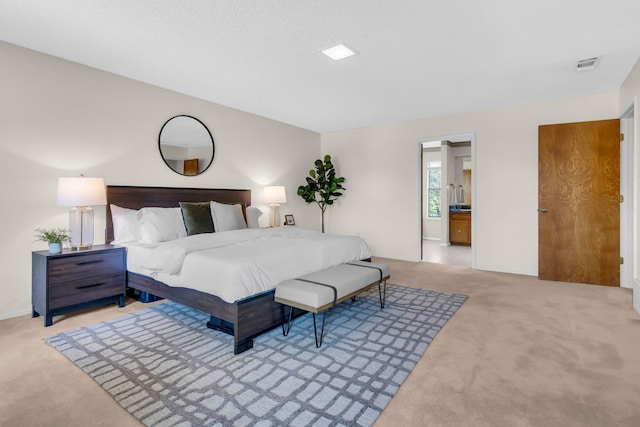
xmin=1 ymin=1 xmax=640 ymax=133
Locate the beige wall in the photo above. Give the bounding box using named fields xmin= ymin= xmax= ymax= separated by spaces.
xmin=0 ymin=41 xmax=321 ymax=320
xmin=620 ymin=57 xmax=640 ymax=112
xmin=321 ymin=91 xmax=620 ymax=275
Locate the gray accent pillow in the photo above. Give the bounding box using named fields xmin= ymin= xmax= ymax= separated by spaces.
xmin=179 ymin=202 xmax=214 ymax=235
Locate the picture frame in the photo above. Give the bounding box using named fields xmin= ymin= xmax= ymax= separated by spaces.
xmin=284 ymin=214 xmax=295 ymax=226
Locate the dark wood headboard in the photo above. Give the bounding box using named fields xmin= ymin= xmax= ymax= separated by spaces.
xmin=105 ymin=185 xmax=251 ymax=242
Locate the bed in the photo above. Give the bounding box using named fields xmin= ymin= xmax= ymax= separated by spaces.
xmin=105 ymin=185 xmax=371 ymax=354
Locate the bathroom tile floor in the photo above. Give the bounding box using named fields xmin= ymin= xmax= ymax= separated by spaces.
xmin=422 ymin=239 xmax=471 ymax=267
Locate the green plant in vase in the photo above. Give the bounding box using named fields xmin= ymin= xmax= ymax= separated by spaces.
xmin=35 ymin=227 xmax=70 ymax=254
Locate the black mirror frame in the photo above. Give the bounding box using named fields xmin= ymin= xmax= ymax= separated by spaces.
xmin=158 ymin=115 xmax=215 ymax=176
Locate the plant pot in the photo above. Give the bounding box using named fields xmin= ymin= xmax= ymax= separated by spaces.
xmin=48 ymin=242 xmax=62 ymax=254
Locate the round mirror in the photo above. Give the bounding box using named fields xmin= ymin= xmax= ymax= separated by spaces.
xmin=158 ymin=115 xmax=215 ymax=176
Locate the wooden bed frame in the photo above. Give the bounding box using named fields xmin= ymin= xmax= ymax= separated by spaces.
xmin=106 ymin=185 xmax=299 ymax=354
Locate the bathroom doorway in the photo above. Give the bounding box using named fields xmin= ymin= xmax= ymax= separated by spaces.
xmin=419 ymin=134 xmax=475 ymax=267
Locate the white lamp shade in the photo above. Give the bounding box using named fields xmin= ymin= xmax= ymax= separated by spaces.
xmin=263 ymin=186 xmax=287 ymax=204
xmin=57 ymin=177 xmax=107 ymax=207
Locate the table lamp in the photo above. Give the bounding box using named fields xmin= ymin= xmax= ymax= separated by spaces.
xmin=263 ymin=186 xmax=287 ymax=227
xmin=56 ymin=175 xmax=107 ymax=250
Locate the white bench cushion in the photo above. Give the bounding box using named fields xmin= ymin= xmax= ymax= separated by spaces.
xmin=274 ymin=261 xmax=390 ymax=312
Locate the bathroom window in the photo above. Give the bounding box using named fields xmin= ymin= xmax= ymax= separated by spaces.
xmin=427 ymin=161 xmax=441 ymax=218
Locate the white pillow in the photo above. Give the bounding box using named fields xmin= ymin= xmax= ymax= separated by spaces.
xmin=110 ymin=204 xmax=141 ymax=244
xmin=137 ymin=207 xmax=187 ymax=243
xmin=246 ymin=206 xmax=263 ymax=229
xmin=210 ymin=202 xmax=247 ymax=232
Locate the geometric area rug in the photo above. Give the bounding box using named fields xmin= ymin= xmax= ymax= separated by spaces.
xmin=46 ymin=285 xmax=467 ymax=427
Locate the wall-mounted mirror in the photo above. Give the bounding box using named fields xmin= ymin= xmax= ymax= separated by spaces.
xmin=158 ymin=115 xmax=214 ymax=176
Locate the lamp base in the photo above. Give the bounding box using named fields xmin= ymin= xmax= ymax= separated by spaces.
xmin=69 ymin=206 xmax=94 ymax=249
xmin=69 ymin=244 xmax=92 ymax=251
xmin=269 ymin=204 xmax=281 ymax=228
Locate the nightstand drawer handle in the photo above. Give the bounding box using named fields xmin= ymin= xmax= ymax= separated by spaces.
xmin=76 ymin=260 xmax=104 ymax=266
xmin=76 ymin=282 xmax=104 ymax=289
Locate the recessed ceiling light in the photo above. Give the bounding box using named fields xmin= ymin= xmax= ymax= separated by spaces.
xmin=321 ymin=43 xmax=356 ymax=61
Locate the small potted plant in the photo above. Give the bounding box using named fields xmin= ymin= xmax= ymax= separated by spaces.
xmin=35 ymin=227 xmax=70 ymax=254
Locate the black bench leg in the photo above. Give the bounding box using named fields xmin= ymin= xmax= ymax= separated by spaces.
xmin=378 ymin=280 xmax=387 ymax=308
xmin=281 ymin=304 xmax=294 ymax=336
xmin=313 ymin=311 xmax=328 ymax=348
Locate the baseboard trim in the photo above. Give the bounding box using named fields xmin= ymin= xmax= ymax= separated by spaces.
xmin=0 ymin=308 xmax=32 ymax=322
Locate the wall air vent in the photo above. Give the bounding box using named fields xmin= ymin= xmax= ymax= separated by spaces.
xmin=575 ymin=56 xmax=601 ymax=71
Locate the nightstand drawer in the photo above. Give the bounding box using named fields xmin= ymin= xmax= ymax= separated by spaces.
xmin=49 ymin=273 xmax=125 ymax=310
xmin=48 ymin=251 xmax=124 ymax=284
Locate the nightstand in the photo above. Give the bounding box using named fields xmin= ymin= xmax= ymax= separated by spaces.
xmin=32 ymin=244 xmax=126 ymax=326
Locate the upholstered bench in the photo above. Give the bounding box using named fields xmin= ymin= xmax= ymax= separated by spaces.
xmin=274 ymin=261 xmax=390 ymax=347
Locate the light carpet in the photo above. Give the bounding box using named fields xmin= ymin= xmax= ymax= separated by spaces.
xmin=46 ymin=285 xmax=466 ymax=427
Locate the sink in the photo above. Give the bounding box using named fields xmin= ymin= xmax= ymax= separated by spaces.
xmin=449 ymin=205 xmax=472 ymax=212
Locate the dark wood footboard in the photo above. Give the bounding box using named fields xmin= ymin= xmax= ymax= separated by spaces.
xmin=127 ymin=272 xmax=300 ymax=354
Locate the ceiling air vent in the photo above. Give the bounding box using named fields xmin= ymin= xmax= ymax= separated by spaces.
xmin=576 ymin=56 xmax=601 ymax=71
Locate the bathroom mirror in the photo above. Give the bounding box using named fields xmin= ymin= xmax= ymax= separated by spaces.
xmin=158 ymin=115 xmax=214 ymax=176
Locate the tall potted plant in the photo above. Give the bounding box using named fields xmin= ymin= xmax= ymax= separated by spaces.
xmin=297 ymin=155 xmax=346 ymax=233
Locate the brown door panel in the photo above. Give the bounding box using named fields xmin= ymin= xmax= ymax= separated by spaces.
xmin=538 ymin=119 xmax=620 ymax=286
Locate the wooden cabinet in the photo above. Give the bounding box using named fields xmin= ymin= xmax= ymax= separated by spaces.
xmin=450 ymin=212 xmax=471 ymax=245
xmin=32 ymin=244 xmax=126 ymax=326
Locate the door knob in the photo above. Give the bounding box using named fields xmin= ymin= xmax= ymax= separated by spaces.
xmin=538 ymin=208 xmax=548 ymax=213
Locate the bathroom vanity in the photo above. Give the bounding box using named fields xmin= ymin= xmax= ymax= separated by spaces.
xmin=449 ymin=205 xmax=471 ymax=246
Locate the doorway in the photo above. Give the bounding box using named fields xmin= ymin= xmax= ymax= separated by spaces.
xmin=620 ymin=103 xmax=639 ymax=312
xmin=419 ymin=134 xmax=475 ymax=267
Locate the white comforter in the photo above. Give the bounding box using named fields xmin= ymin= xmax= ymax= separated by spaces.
xmin=126 ymin=227 xmax=371 ymax=303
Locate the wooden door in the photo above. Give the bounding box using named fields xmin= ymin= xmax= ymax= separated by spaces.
xmin=183 ymin=158 xmax=199 ymax=176
xmin=463 ymin=169 xmax=471 ymax=204
xmin=538 ymin=119 xmax=620 ymax=286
